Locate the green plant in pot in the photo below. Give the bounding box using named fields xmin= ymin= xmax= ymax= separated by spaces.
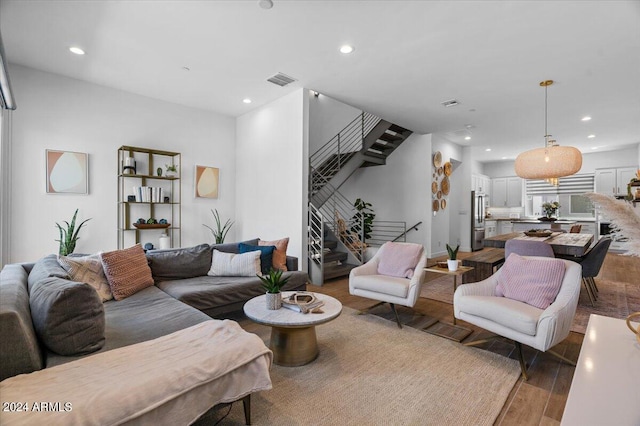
xmin=446 ymin=243 xmax=459 ymax=272
xmin=258 ymin=268 xmax=290 ymax=310
xmin=203 ymin=209 xmax=234 ymax=244
xmin=55 ymin=209 xmax=91 ymax=256
xmin=351 ymin=198 xmax=375 ymax=242
xmin=165 ymin=163 xmax=178 ymax=177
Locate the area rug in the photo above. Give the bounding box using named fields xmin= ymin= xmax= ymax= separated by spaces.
xmin=420 ymin=275 xmax=640 ymax=334
xmin=217 ymin=307 xmax=520 ymax=425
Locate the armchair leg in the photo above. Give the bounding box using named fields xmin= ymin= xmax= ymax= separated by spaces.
xmin=357 ymin=301 xmax=386 ymax=315
xmin=515 ymin=341 xmax=529 ymax=381
xmin=389 ymin=303 xmax=402 ymax=329
xmin=242 ymin=394 xmax=251 ymax=425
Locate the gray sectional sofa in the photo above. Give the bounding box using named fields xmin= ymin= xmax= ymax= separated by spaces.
xmin=0 ymin=238 xmax=308 ymax=424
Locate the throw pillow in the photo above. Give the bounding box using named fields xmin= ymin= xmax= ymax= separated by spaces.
xmin=377 ymin=242 xmax=424 ymax=279
xmin=259 ymin=237 xmax=289 ymax=271
xmin=495 ymin=254 xmax=566 ymax=309
xmin=100 ymin=244 xmax=154 ymax=301
xmin=239 ymin=243 xmax=276 ymax=275
xmin=29 ymin=276 xmax=105 ymax=356
xmin=208 ymin=249 xmax=261 ymax=277
xmin=146 ymin=243 xmax=212 ymax=280
xmin=58 ymin=253 xmax=113 ymax=302
xmin=211 ymin=238 xmax=260 ymax=254
xmin=27 ymin=254 xmax=70 ymax=291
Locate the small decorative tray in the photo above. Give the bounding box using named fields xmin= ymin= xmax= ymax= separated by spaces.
xmin=133 ymin=223 xmax=170 ymax=229
xmin=436 ymin=261 xmax=448 ymax=268
xmin=524 ymin=230 xmax=552 ymax=237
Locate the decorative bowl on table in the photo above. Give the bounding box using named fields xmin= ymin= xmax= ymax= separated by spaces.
xmin=524 ymin=229 xmax=552 ymax=237
xmin=437 ymin=261 xmax=448 ymax=268
xmin=133 ymin=223 xmax=171 ymax=229
xmin=537 ymin=217 xmax=557 ymax=222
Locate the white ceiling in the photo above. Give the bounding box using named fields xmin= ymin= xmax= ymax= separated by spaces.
xmin=2 ymin=0 xmax=639 ymax=162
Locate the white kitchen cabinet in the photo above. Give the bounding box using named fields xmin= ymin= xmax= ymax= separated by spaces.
xmin=491 ymin=177 xmax=522 ymax=207
xmin=472 ymin=173 xmax=491 ymax=196
xmin=595 ymin=166 xmax=637 ymax=196
xmin=497 ymin=220 xmax=514 ymax=235
xmin=577 ymin=222 xmax=596 ymax=235
xmin=485 ymin=220 xmax=497 ymax=237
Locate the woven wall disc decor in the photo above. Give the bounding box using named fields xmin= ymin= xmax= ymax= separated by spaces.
xmin=433 ymin=151 xmax=442 ymax=168
xmin=444 ymin=161 xmax=452 ymax=176
xmin=431 ymin=181 xmax=438 ymax=194
xmin=441 ymin=176 xmax=450 ymax=195
xmin=432 ymin=199 xmax=440 ymax=212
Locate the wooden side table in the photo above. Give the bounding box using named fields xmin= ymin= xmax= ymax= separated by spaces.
xmin=424 ymin=265 xmax=474 ymax=324
xmin=461 ymin=249 xmax=505 ymax=283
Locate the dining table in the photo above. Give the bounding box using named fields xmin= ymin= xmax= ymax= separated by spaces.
xmin=483 ymin=232 xmax=594 ymax=257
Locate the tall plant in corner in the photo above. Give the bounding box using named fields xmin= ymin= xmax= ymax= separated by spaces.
xmin=55 ymin=209 xmax=91 ymax=256
xmin=351 ymin=198 xmax=375 ymax=242
xmin=203 ymin=209 xmax=234 ymax=244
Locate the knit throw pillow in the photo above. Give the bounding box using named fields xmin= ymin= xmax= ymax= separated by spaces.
xmin=377 ymin=242 xmax=424 ymax=279
xmin=495 ymin=254 xmax=566 ymax=309
xmin=58 ymin=253 xmax=113 ymax=302
xmin=100 ymin=244 xmax=154 ymax=301
xmin=208 ymin=249 xmax=261 ymax=277
xmin=259 ymin=237 xmax=289 ymax=271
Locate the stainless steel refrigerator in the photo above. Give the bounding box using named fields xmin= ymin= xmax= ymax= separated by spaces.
xmin=471 ymin=190 xmax=486 ymax=251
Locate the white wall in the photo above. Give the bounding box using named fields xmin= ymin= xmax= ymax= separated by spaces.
xmin=8 ymin=65 xmax=236 ymax=263
xmin=235 ymin=89 xmax=308 ymax=268
xmin=339 ymin=133 xmax=433 ymax=255
xmin=308 ymin=92 xmax=361 ymax=155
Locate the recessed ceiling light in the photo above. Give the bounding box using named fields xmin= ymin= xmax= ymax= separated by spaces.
xmin=243 ymin=98 xmax=252 ymax=104
xmin=591 ymin=147 xmax=598 ymax=150
xmin=587 ymin=134 xmax=596 ymax=138
xmin=485 ymin=148 xmax=491 ymax=152
xmin=501 ymin=157 xmax=508 ymax=160
xmin=258 ymin=0 xmax=273 ymax=9
xmin=339 ymin=45 xmax=354 ymax=54
xmin=581 ymin=116 xmax=592 ymax=121
xmin=464 ymin=136 xmax=471 ymax=141
xmin=69 ymin=46 xmax=85 ymax=55
xmin=182 ymin=66 xmax=190 ymax=71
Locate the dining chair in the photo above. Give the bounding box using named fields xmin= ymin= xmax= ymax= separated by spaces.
xmin=505 ymin=239 xmax=555 ymax=259
xmin=569 ymin=225 xmax=582 ymax=233
xmin=571 ymin=237 xmax=612 ymax=306
xmin=349 ymin=242 xmax=427 ymax=328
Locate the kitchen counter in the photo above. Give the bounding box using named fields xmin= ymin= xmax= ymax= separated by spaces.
xmin=510 ymin=219 xmax=577 ymax=224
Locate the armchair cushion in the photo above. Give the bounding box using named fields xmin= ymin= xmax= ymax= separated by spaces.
xmin=350 ymin=274 xmax=410 ymax=298
xmin=495 ymin=254 xmax=565 ymax=309
xmin=456 ymin=295 xmax=543 ymax=336
xmin=376 ymin=242 xmax=423 ymax=279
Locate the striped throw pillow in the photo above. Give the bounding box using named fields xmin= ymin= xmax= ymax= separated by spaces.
xmin=58 ymin=253 xmax=113 ymax=302
xmin=495 ymin=254 xmax=566 ymax=309
xmin=100 ymin=244 xmax=154 ymax=300
xmin=208 ymin=249 xmax=261 ymax=277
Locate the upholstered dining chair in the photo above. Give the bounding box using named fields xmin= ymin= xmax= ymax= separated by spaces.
xmin=571 ymin=237 xmax=612 ymax=306
xmin=569 ymin=224 xmax=582 ymax=233
xmin=454 ymin=255 xmax=582 ymax=380
xmin=505 ymin=239 xmax=555 ymax=259
xmin=349 ymin=242 xmax=427 ymax=328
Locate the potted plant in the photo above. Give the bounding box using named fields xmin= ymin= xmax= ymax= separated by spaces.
xmin=203 ymin=209 xmax=234 ymax=244
xmin=446 ymin=243 xmax=459 ymax=272
xmin=351 ymin=198 xmax=375 ymax=242
xmin=55 ymin=209 xmax=91 ymax=256
xmin=258 ymin=268 xmax=290 ymax=310
xmin=165 ymin=163 xmax=178 ymax=177
xmin=541 ymin=201 xmax=560 ymax=220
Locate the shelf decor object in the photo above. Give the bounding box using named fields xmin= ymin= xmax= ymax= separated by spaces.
xmin=117 ymin=146 xmax=181 ymax=249
xmin=515 ymin=80 xmax=582 ymax=186
xmin=46 ymin=149 xmax=88 ymax=194
xmin=195 ymin=165 xmax=219 ymax=198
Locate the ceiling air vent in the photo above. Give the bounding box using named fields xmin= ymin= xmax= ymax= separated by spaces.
xmin=267 ymin=72 xmax=297 ymax=87
xmin=441 ymin=99 xmax=460 ymax=108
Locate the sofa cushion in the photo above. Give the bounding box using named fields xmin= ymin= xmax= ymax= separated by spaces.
xmin=29 ymin=277 xmax=105 ymax=356
xmin=27 ymin=254 xmax=69 ymax=291
xmin=456 ymin=295 xmax=543 ymax=336
xmin=211 ymin=238 xmax=259 ymax=254
xmin=0 ymin=264 xmax=44 ymax=381
xmin=495 ymin=254 xmax=566 ymax=309
xmin=239 ymin=243 xmax=275 ymax=275
xmin=259 ymin=237 xmax=289 ymax=271
xmin=101 ymin=244 xmax=154 ymax=300
xmin=377 ymin=242 xmax=423 ymax=279
xmin=208 ymin=249 xmax=261 ymax=277
xmin=146 ymin=243 xmax=212 ymax=280
xmin=58 ymin=254 xmax=113 ymax=302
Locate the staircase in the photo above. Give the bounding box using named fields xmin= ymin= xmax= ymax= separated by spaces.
xmin=307 ymin=112 xmax=413 ymax=285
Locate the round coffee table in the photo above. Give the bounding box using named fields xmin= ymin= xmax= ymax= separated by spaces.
xmin=243 ymin=292 xmax=342 ymax=366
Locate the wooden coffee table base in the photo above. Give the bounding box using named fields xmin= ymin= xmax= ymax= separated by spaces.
xmin=270 ymin=326 xmax=318 ymax=367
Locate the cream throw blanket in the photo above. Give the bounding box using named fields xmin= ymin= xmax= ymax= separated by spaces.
xmin=0 ymin=320 xmax=273 ymax=425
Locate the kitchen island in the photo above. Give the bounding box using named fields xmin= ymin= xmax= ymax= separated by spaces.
xmin=510 ymin=219 xmax=576 ymax=232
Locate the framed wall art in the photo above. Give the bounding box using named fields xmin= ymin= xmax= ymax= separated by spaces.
xmin=46 ymin=149 xmax=88 ymax=194
xmin=195 ymin=165 xmax=219 ymax=198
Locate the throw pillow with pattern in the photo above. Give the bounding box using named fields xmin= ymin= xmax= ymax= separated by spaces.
xmin=58 ymin=253 xmax=113 ymax=302
xmin=100 ymin=244 xmax=154 ymax=300
xmin=208 ymin=249 xmax=261 ymax=277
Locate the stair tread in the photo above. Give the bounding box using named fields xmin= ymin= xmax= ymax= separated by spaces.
xmin=323 ymin=251 xmax=348 ymax=263
xmin=324 ymin=240 xmax=338 ymax=249
xmin=323 ymin=263 xmax=358 ymax=280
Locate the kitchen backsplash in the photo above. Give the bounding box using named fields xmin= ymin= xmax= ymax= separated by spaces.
xmin=486 ymin=206 xmax=524 ymax=218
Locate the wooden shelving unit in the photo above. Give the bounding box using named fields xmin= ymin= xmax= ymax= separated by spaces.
xmin=117 ymin=146 xmax=181 ymax=249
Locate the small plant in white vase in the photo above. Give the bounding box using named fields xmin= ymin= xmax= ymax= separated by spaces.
xmin=446 ymin=244 xmax=459 ymax=272
xmin=165 ymin=164 xmax=178 ymax=177
xmin=258 ymin=268 xmax=290 ymax=310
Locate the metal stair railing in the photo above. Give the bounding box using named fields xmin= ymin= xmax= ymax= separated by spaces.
xmin=309 ymin=112 xmax=380 ymax=196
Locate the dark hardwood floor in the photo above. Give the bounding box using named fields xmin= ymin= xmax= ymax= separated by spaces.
xmin=303 ymin=251 xmax=638 ymax=426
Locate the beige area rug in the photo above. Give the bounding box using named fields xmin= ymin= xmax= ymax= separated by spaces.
xmin=420 ymin=275 xmax=640 ymax=334
xmin=217 ymin=307 xmax=520 ymax=425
